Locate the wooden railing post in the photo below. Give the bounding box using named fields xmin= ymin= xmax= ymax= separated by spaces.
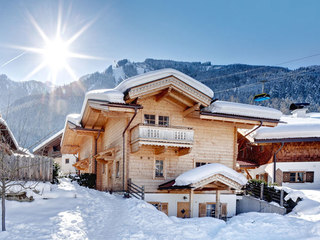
xmin=260 ymin=183 xmax=264 ymax=200
xmin=142 ymin=185 xmax=145 ymax=200
xmin=280 ymin=189 xmax=284 ymax=207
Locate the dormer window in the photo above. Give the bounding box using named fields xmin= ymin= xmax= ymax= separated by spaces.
xmin=144 ymin=114 xmax=155 ymax=125
xmin=159 ymin=116 xmax=169 ymax=126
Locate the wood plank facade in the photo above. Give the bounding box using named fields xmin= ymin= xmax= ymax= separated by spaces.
xmin=61 ymin=69 xmax=280 ymax=217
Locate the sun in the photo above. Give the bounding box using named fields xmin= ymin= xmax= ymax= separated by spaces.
xmin=5 ymin=8 xmax=103 ymax=84
xmin=43 ymin=37 xmax=69 ymax=71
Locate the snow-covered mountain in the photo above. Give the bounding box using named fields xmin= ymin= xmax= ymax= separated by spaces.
xmin=1 ymin=58 xmax=320 ymax=149
xmin=0 ymin=74 xmax=51 ymax=110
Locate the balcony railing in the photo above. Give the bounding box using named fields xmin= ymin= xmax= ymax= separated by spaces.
xmin=131 ymin=124 xmax=194 ymax=147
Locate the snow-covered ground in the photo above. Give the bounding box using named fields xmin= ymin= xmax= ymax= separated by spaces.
xmin=1 ymin=179 xmax=320 ymax=240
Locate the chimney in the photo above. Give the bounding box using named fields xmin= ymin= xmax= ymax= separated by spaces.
xmin=289 ymin=103 xmax=309 ymax=118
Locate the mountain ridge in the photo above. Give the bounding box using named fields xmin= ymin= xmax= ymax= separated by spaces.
xmin=1 ymin=59 xmax=320 ymax=149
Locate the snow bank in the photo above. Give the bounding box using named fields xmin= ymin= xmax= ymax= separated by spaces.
xmin=203 ymin=100 xmax=282 ymax=120
xmin=174 ymin=163 xmax=248 ymax=186
xmin=115 ymin=68 xmax=214 ymax=98
xmin=254 ymin=115 xmax=320 ymax=140
xmin=2 ymin=179 xmax=320 ymax=239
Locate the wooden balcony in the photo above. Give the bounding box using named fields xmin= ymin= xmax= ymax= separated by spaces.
xmin=130 ymin=124 xmax=194 ymax=155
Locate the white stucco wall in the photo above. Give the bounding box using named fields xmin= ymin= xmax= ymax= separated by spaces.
xmin=60 ymin=154 xmax=77 ymax=175
xmin=250 ymin=161 xmax=320 ymax=189
xmin=145 ymin=193 xmax=237 ymax=217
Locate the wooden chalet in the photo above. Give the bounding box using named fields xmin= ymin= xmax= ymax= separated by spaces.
xmin=61 ymin=68 xmax=282 ymax=218
xmin=0 ymin=116 xmax=19 ymax=154
xmin=239 ymin=109 xmax=320 ymax=188
xmin=33 ymin=130 xmax=77 ymax=175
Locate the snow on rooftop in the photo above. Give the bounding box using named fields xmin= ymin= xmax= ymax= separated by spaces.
xmin=174 ymin=163 xmax=248 ymax=186
xmin=33 ymin=129 xmax=63 ymax=153
xmin=203 ymin=101 xmax=282 ymax=121
xmin=0 ymin=117 xmax=19 ymax=150
xmin=115 ymin=68 xmax=214 ymax=98
xmin=254 ymin=115 xmax=320 ymax=141
xmin=78 ymin=89 xmax=125 ymax=124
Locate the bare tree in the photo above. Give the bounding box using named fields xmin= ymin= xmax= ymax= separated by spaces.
xmin=0 ymin=143 xmax=52 ymax=231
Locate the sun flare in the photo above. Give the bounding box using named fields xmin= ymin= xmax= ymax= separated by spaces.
xmin=43 ymin=37 xmax=69 ymax=71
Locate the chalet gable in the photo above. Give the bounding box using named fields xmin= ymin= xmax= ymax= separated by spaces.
xmin=115 ymin=69 xmax=213 ymax=107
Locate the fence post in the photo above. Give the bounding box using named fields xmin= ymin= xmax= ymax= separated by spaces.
xmin=142 ymin=185 xmax=145 ymax=200
xmin=260 ymin=183 xmax=264 ymax=200
xmin=280 ymin=189 xmax=284 ymax=207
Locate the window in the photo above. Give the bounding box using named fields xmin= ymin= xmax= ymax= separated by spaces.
xmin=199 ymin=203 xmax=227 ymax=218
xmin=116 ymin=161 xmax=120 ymax=178
xmin=196 ymin=162 xmax=207 ymax=168
xmin=65 ymin=158 xmax=69 ymax=164
xmin=283 ymin=171 xmax=311 ymax=183
xmin=144 ymin=114 xmax=155 ymax=125
xmin=159 ymin=116 xmax=169 ymax=126
xmin=148 ymin=202 xmax=168 ymax=215
xmin=206 ymin=204 xmax=216 ymax=217
xmin=155 ymin=160 xmax=164 ymax=177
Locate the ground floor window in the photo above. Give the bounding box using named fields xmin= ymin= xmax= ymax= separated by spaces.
xmin=283 ymin=171 xmax=314 ymax=183
xmin=199 ymin=202 xmax=227 ymax=218
xmin=116 ymin=161 xmax=120 ymax=178
xmin=148 ymin=202 xmax=168 ymax=215
xmin=196 ymin=162 xmax=207 ymax=168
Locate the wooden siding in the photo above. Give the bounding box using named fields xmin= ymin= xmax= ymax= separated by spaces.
xmin=128 ymin=97 xmax=236 ymax=193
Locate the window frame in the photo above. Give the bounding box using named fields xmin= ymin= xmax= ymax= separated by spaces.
xmin=155 ymin=159 xmax=164 ymax=178
xmin=116 ymin=161 xmax=120 ymax=178
xmin=158 ymin=115 xmax=169 ymax=126
xmin=283 ymin=171 xmax=307 ymax=183
xmin=144 ymin=114 xmax=156 ymax=125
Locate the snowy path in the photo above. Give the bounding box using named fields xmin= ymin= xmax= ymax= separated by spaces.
xmin=0 ymin=179 xmax=320 ymax=240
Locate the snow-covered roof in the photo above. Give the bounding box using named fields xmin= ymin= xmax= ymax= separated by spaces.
xmin=79 ymin=89 xmax=125 ymax=121
xmin=0 ymin=117 xmax=19 ymax=150
xmin=254 ymin=115 xmax=320 ymax=141
xmin=33 ymin=129 xmax=63 ymax=153
xmin=115 ymin=68 xmax=214 ymax=98
xmin=203 ymin=101 xmax=282 ymax=121
xmin=174 ymin=163 xmax=248 ymax=186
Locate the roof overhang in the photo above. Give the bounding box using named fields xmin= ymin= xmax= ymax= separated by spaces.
xmin=200 ymin=112 xmax=280 ymax=127
xmin=159 ymin=174 xmax=244 ymax=191
xmin=255 ymin=137 xmax=320 ymax=143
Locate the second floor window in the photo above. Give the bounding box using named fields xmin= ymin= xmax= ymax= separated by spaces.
xmin=65 ymin=158 xmax=69 ymax=164
xmin=158 ymin=116 xmax=169 ymax=126
xmin=155 ymin=160 xmax=164 ymax=177
xmin=144 ymin=114 xmax=155 ymax=125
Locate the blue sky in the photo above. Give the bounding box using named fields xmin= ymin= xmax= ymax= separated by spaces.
xmin=0 ymin=0 xmax=320 ymax=85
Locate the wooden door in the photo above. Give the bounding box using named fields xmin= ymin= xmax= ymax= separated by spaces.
xmin=107 ymin=163 xmax=112 ymax=190
xmin=177 ymin=202 xmax=190 ymax=218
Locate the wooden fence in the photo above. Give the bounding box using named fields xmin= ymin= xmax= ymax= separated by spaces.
xmin=2 ymin=154 xmax=53 ymax=182
xmin=245 ymin=182 xmax=299 ymax=213
xmin=127 ymin=179 xmax=145 ymax=200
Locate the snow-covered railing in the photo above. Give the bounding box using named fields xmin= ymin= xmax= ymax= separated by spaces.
xmin=126 ymin=179 xmax=144 ymax=200
xmin=131 ymin=124 xmax=194 ymax=146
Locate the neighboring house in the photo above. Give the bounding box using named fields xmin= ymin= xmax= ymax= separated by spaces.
xmin=61 ymin=68 xmax=282 ymax=218
xmin=33 ymin=130 xmax=77 ymax=175
xmin=239 ymin=107 xmax=320 ymax=189
xmin=0 ymin=115 xmax=19 ymax=154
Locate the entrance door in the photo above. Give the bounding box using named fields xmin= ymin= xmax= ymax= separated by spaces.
xmin=107 ymin=163 xmax=112 ymax=190
xmin=177 ymin=202 xmax=190 ymax=218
